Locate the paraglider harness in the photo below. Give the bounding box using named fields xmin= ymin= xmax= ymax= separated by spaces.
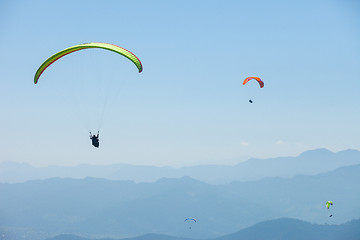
xmin=90 ymin=131 xmax=99 ymax=148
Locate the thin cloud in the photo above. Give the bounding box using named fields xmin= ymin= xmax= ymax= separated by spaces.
xmin=240 ymin=141 xmax=249 ymax=147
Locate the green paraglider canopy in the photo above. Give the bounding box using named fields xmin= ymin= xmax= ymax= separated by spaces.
xmin=326 ymin=201 xmax=333 ymax=209
xmin=34 ymin=42 xmax=143 ymax=84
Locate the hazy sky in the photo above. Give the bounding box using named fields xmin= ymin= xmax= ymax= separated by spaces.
xmin=1 ymin=0 xmax=359 ymax=167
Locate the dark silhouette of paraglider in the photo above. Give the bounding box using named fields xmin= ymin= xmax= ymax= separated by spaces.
xmin=90 ymin=131 xmax=99 ymax=148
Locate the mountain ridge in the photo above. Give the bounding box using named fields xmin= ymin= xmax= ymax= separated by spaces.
xmin=1 ymin=148 xmax=360 ymax=184
xmin=40 ymin=218 xmax=360 ymax=240
xmin=1 ymin=164 xmax=359 ymax=239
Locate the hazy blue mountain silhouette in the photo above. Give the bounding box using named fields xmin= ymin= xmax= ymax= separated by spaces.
xmin=45 ymin=233 xmax=193 ymax=240
xmin=1 ymin=148 xmax=359 ymax=184
xmin=1 ymin=164 xmax=359 ymax=239
xmin=216 ymin=218 xmax=360 ymax=240
xmin=43 ymin=219 xmax=360 ymax=240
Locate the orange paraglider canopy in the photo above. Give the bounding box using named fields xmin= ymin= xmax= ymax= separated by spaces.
xmin=243 ymin=77 xmax=264 ymax=88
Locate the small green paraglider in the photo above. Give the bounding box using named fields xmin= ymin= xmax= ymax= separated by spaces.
xmin=326 ymin=201 xmax=333 ymax=217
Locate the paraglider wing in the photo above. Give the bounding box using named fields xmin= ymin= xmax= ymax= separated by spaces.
xmin=326 ymin=201 xmax=333 ymax=209
xmin=243 ymin=77 xmax=264 ymax=88
xmin=34 ymin=42 xmax=143 ymax=84
xmin=184 ymin=218 xmax=196 ymax=222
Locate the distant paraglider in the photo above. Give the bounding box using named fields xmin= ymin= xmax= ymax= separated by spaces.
xmin=184 ymin=218 xmax=196 ymax=229
xmin=326 ymin=201 xmax=333 ymax=217
xmin=243 ymin=77 xmax=264 ymax=103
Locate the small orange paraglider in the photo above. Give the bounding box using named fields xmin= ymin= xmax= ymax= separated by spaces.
xmin=243 ymin=77 xmax=264 ymax=88
xmin=243 ymin=77 xmax=264 ymax=103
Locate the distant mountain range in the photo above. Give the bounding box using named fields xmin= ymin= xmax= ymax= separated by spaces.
xmin=1 ymin=148 xmax=360 ymax=184
xmin=1 ymin=164 xmax=359 ymax=240
xmin=40 ymin=218 xmax=360 ymax=240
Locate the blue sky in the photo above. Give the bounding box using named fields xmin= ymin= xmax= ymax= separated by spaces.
xmin=1 ymin=0 xmax=360 ymax=167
